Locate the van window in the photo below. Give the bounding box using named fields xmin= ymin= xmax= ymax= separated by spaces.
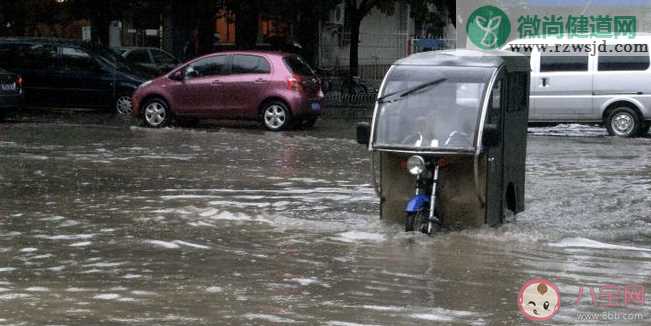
xmin=540 ymin=55 xmax=589 ymax=72
xmin=598 ymin=47 xmax=649 ymax=71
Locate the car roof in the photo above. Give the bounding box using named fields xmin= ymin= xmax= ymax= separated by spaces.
xmin=115 ymin=46 xmax=167 ymax=51
xmin=202 ymin=50 xmax=294 ymax=58
xmin=0 ymin=37 xmax=88 ymax=47
xmin=393 ymin=49 xmax=530 ymax=71
xmin=0 ymin=37 xmax=114 ymax=54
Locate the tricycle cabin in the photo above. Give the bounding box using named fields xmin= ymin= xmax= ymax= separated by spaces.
xmin=357 ymin=49 xmax=530 ymax=233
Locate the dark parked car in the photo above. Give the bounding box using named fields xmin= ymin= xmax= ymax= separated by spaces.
xmin=132 ymin=51 xmax=323 ymax=130
xmin=114 ymin=47 xmax=180 ymax=77
xmin=0 ymin=67 xmax=22 ymax=120
xmin=0 ymin=38 xmax=148 ymax=115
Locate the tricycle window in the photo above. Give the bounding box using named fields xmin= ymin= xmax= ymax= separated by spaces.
xmin=373 ymin=66 xmax=494 ymax=151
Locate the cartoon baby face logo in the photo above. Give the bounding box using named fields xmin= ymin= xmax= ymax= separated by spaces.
xmin=518 ymin=278 xmax=561 ymax=321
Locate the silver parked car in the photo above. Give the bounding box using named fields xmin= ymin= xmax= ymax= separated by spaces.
xmin=505 ymin=37 xmax=651 ymax=137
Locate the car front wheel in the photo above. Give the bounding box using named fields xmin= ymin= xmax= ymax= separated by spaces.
xmin=143 ymin=99 xmax=171 ymax=128
xmin=606 ymin=106 xmax=641 ymax=137
xmin=262 ymin=101 xmax=291 ymax=131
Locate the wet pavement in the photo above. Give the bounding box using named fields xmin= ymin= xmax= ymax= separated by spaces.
xmin=1 ymin=115 xmax=650 ymax=325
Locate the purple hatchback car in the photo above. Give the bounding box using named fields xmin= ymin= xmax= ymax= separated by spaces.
xmin=132 ymin=51 xmax=323 ymax=130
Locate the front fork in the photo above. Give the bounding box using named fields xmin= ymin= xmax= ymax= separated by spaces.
xmin=425 ymin=163 xmax=441 ymax=233
xmin=407 ymin=162 xmax=441 ymax=233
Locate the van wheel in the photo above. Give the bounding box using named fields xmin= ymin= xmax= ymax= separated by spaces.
xmin=606 ymin=106 xmax=641 ymax=137
xmin=262 ymin=101 xmax=291 ymax=131
xmin=115 ymin=93 xmax=133 ymax=115
xmin=143 ymin=99 xmax=171 ymax=128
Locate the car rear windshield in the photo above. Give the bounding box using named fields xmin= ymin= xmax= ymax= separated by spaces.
xmin=283 ymin=55 xmax=315 ymax=76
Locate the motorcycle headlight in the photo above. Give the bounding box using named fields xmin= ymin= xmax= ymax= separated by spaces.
xmin=407 ymin=155 xmax=426 ymax=176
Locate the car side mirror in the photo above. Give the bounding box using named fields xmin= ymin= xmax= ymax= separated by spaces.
xmin=169 ymin=69 xmax=185 ymax=81
xmin=482 ymin=123 xmax=500 ymax=147
xmin=184 ymin=66 xmax=199 ymax=79
xmin=356 ymin=122 xmax=371 ymax=145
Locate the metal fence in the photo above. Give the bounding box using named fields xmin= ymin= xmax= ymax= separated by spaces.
xmin=323 ymin=92 xmax=377 ymax=107
xmin=321 ymin=91 xmax=377 ymax=120
xmin=318 ymin=35 xmax=456 ymax=117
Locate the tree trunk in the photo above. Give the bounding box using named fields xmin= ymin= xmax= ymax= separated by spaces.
xmin=92 ymin=14 xmax=110 ymax=46
xmin=295 ymin=13 xmax=318 ymax=64
xmin=234 ymin=6 xmax=259 ymax=50
xmin=197 ymin=0 xmax=217 ymax=55
xmin=348 ymin=14 xmax=361 ymax=78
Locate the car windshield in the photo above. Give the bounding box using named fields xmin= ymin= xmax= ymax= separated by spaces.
xmin=373 ymin=65 xmax=493 ymax=151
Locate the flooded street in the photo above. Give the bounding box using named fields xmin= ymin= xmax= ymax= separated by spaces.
xmin=1 ymin=120 xmax=650 ymax=325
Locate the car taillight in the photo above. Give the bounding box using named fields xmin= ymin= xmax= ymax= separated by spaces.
xmin=16 ymin=76 xmax=22 ymax=88
xmin=288 ymin=74 xmax=303 ymax=92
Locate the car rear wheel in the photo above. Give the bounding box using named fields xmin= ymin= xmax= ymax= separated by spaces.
xmin=606 ymin=106 xmax=641 ymax=137
xmin=262 ymin=101 xmax=291 ymax=131
xmin=115 ymin=94 xmax=133 ymax=115
xmin=143 ymin=99 xmax=171 ymax=128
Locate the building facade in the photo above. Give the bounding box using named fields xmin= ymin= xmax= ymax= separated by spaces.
xmin=318 ymin=1 xmax=415 ymax=80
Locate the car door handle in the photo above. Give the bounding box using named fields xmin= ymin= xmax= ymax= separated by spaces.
xmin=211 ymin=80 xmax=221 ymax=86
xmin=541 ymin=77 xmax=549 ymax=87
xmin=254 ymin=78 xmax=267 ymax=83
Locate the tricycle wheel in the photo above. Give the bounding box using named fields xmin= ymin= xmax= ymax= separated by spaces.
xmin=421 ymin=221 xmax=440 ymax=235
xmin=406 ymin=210 xmax=431 ymax=233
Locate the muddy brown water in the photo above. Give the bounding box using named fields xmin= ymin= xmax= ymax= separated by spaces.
xmin=1 ymin=121 xmax=650 ymax=325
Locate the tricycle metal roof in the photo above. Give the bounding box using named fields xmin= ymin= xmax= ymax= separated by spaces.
xmin=393 ymin=49 xmax=531 ymax=71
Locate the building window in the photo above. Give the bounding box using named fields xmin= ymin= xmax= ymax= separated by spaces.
xmin=216 ymin=9 xmax=236 ymax=44
xmin=260 ymin=16 xmax=288 ymax=41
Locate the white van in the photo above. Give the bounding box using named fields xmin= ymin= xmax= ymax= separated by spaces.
xmin=504 ymin=36 xmax=651 ymax=137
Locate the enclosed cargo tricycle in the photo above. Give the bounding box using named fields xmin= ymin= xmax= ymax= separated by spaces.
xmin=357 ymin=49 xmax=530 ymax=233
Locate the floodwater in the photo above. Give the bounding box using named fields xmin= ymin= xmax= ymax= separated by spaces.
xmin=0 ymin=120 xmax=650 ymax=325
